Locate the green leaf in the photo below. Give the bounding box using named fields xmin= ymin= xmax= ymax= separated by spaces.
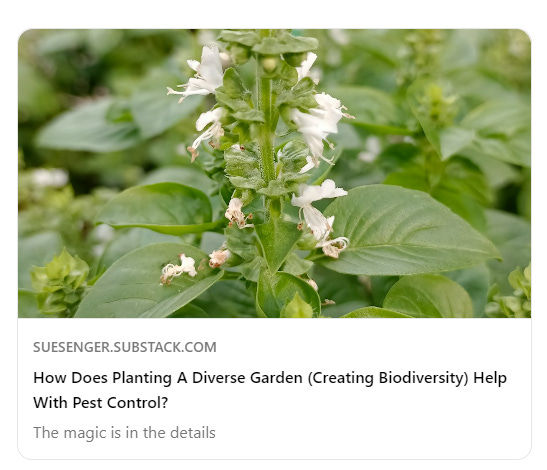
xmin=226 ymin=43 xmax=252 ymax=65
xmin=257 ymin=271 xmax=320 ymax=318
xmin=342 ymin=307 xmax=413 ymax=318
xmin=376 ymin=143 xmax=421 ymax=173
xmin=278 ymin=141 xmax=309 ymax=174
xmin=214 ymin=88 xmax=250 ymax=112
xmin=261 ymin=141 xmax=315 ymax=192
xmin=459 ymin=100 xmax=531 ymax=167
xmin=224 ymin=146 xmax=265 ymax=190
xmin=97 ymin=227 xmax=182 ymax=270
xmin=280 ymin=292 xmax=314 ymax=318
xmin=384 ymin=157 xmax=490 ymax=230
xmin=485 ymin=210 xmax=531 ymax=295
xmin=97 ymin=183 xmax=221 ymax=235
xmin=255 ymin=218 xmax=302 ymax=272
xmin=383 ymin=167 xmax=430 ymax=193
xmin=222 ymin=68 xmax=251 ymax=100
xmin=383 ymin=274 xmax=474 ymax=318
xmin=18 ymin=290 xmax=49 ymax=318
xmin=448 ymin=68 xmax=517 ymax=104
xmin=139 ymin=166 xmax=214 ymax=194
xmin=167 ymin=304 xmax=208 ymax=318
xmin=224 ymin=225 xmax=258 ymax=262
xmin=193 ymin=280 xmax=258 ymax=318
xmin=462 ymin=152 xmax=519 ymax=189
xmin=384 ymin=156 xmax=491 ymax=206
xmin=444 ymin=264 xmax=490 ymax=317
xmin=311 ymin=264 xmax=372 ymax=306
xmin=508 ymin=264 xmax=531 ymax=299
xmin=330 ymin=86 xmax=411 ymax=135
xmin=438 ymin=127 xmax=475 ymax=160
xmin=37 ymin=98 xmax=141 ymax=152
xmin=252 ymin=33 xmax=318 ymax=54
xmin=18 ymin=231 xmax=63 ymax=290
xmin=131 ymin=70 xmax=202 ymax=138
xmin=277 ymin=77 xmax=317 ymax=109
xmin=432 ymin=188 xmax=486 ymax=232
xmin=319 ymin=185 xmax=500 ymax=276
xmin=441 ymin=157 xmax=492 ymax=205
xmin=31 ymin=247 xmax=89 ymax=292
xmin=281 ymin=253 xmax=313 ymax=276
xmin=239 ymin=256 xmax=267 ymax=282
xmin=460 ymin=137 xmax=530 ymax=167
xmin=75 ymin=243 xmax=223 ymax=318
xmin=370 ymin=276 xmax=399 ymax=307
xmin=460 ymin=100 xmax=530 ymax=138
xmin=232 ymin=109 xmax=265 ymax=123
xmin=219 ymin=30 xmax=260 ymax=47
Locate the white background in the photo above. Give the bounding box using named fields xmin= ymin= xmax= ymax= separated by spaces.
xmin=18 ymin=320 xmax=531 ymax=460
xmin=4 ymin=1 xmax=545 ymax=468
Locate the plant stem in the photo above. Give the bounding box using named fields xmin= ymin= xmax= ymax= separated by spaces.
xmin=257 ymin=39 xmax=275 ymax=185
xmin=256 ymin=29 xmax=279 ymax=218
xmin=258 ymin=75 xmax=275 ymax=185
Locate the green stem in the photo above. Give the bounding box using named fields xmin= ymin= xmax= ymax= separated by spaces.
xmin=256 ymin=29 xmax=279 ymax=218
xmin=257 ymin=68 xmax=275 ymax=182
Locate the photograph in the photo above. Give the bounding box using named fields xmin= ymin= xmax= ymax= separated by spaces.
xmin=18 ymin=28 xmax=531 ymax=318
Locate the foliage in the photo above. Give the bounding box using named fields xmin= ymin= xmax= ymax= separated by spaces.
xmin=30 ymin=248 xmax=90 ymax=317
xmin=485 ymin=264 xmax=531 ymax=318
xmin=18 ymin=29 xmax=531 ymax=318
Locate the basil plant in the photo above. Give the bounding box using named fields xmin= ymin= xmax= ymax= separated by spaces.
xmin=21 ymin=29 xmax=531 ymax=318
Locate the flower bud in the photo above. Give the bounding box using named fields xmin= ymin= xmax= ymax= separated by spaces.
xmin=261 ymin=55 xmax=280 ymax=73
xmin=284 ymin=52 xmax=307 ymax=67
xmin=30 ymin=248 xmax=89 ymax=317
xmin=297 ymin=231 xmax=319 ymax=250
xmin=228 ymin=43 xmax=251 ymax=65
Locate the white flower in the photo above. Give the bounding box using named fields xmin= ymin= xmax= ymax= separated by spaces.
xmin=187 ymin=107 xmax=225 ymax=162
xmin=290 ymin=92 xmax=354 ymax=173
xmin=160 ymin=253 xmax=197 ymax=285
xmin=291 ymin=178 xmax=348 ymax=206
xmin=225 ymin=198 xmax=253 ymax=229
xmin=291 ymin=180 xmax=349 ymax=258
xmin=290 ymin=108 xmax=333 ymax=172
xmin=358 ymin=136 xmax=382 ymax=163
xmin=300 ymin=204 xmax=335 ymax=242
xmin=296 ymin=52 xmax=318 ymax=82
xmin=317 ymin=235 xmax=350 ymax=259
xmin=166 ymin=46 xmax=223 ymax=103
xmin=32 ymin=168 xmax=68 ymax=188
xmin=219 ymin=52 xmax=232 ymax=69
xmin=209 ymin=246 xmax=231 ymax=268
